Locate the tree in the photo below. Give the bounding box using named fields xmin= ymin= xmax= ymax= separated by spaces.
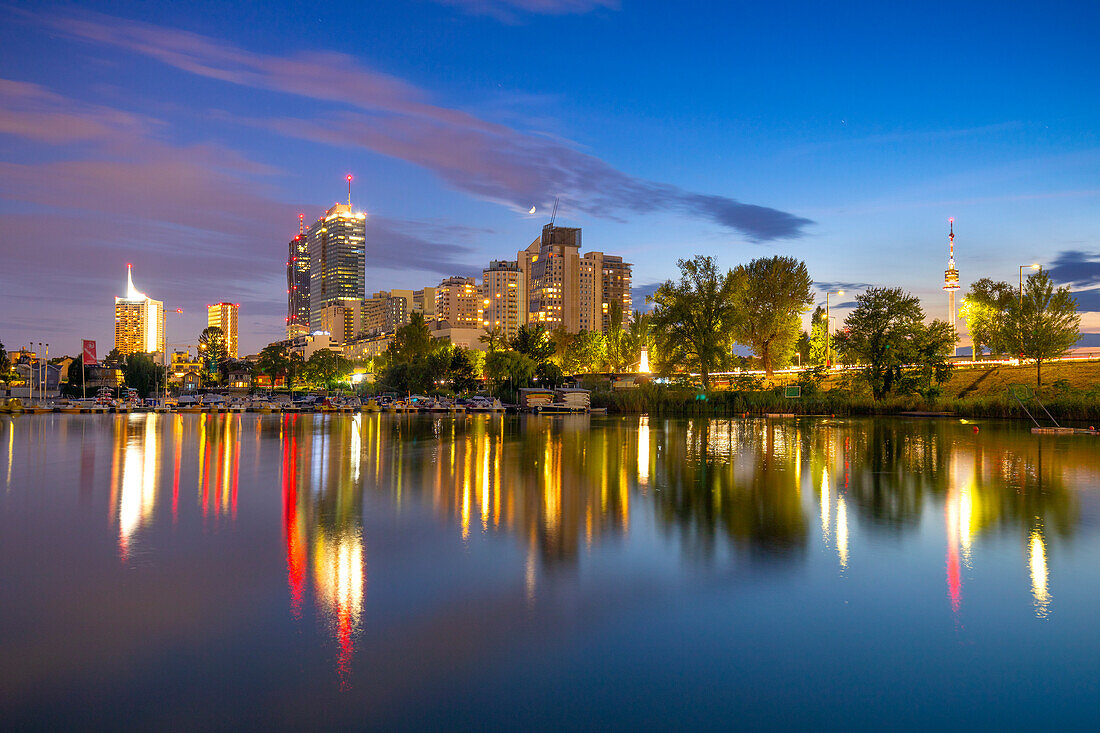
xmin=960 ymin=278 xmax=1016 ymax=359
xmin=904 ymin=320 xmax=957 ymax=400
xmin=808 ymin=305 xmax=828 ymax=365
xmin=1009 ymin=271 xmax=1080 ymax=388
xmin=511 ymin=324 xmax=555 ymax=363
xmin=479 ymin=327 xmax=507 ymax=352
xmin=102 ymin=348 xmax=125 ymax=368
xmin=448 ymin=347 xmax=478 ymax=394
xmin=840 ymin=287 xmax=957 ymax=400
xmin=0 ymin=341 xmax=7 ymax=373
xmin=484 ymin=350 xmax=535 ymax=386
xmin=255 ymin=344 xmax=290 ymax=387
xmin=534 ymin=360 xmax=565 ymax=387
xmin=305 ymin=349 xmax=352 ymax=390
xmin=603 ymin=303 xmax=632 ymax=372
xmin=122 ymin=352 xmax=159 ymax=397
xmin=561 ymin=330 xmax=607 ymax=374
xmin=198 ymin=327 xmax=228 ymax=383
xmin=649 ymin=255 xmax=739 ymax=389
xmin=731 ymin=256 xmax=813 ymax=376
xmin=390 ymin=313 xmax=433 ymax=363
xmin=626 ymin=310 xmax=652 ymax=371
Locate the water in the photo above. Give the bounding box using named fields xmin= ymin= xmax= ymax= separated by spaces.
xmin=1 ymin=413 xmax=1098 ymax=730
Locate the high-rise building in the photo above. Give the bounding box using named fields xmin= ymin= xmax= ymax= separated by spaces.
xmin=307 ymin=198 xmax=366 ymax=329
xmin=207 ymin=302 xmax=240 ymax=358
xmin=435 ymin=276 xmax=483 ymax=329
xmin=287 ymin=214 xmax=310 ymax=338
xmin=482 ymin=260 xmax=526 ymax=340
xmin=114 ymin=264 xmax=165 ymax=357
xmin=580 ymin=252 xmax=633 ymax=333
xmin=317 ymin=299 xmax=360 ymax=347
xmin=361 ymin=291 xmax=409 ymax=336
xmin=526 ymin=224 xmax=582 ymax=332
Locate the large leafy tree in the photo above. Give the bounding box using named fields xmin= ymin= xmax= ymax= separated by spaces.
xmin=561 ymin=330 xmax=607 ymax=374
xmin=731 ymin=256 xmax=813 ymax=375
xmin=960 ymin=278 xmax=1016 ymax=358
xmin=1008 ymin=271 xmax=1080 ymax=388
xmin=122 ymin=352 xmax=159 ymax=397
xmin=255 ymin=344 xmax=290 ymax=387
xmin=649 ymin=255 xmax=739 ymax=389
xmin=904 ymin=320 xmax=958 ymax=400
xmin=511 ymin=324 xmax=555 ymax=362
xmin=305 ymin=349 xmax=352 ymax=389
xmin=198 ymin=326 xmax=228 ymax=383
xmin=484 ymin=350 xmax=536 ymax=386
xmin=390 ymin=312 xmax=432 ymax=362
xmin=448 ymin=347 xmax=479 ymax=394
xmin=839 ymin=287 xmax=956 ymax=400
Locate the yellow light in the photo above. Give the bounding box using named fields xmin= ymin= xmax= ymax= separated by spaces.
xmin=1029 ymin=527 xmax=1051 ymax=618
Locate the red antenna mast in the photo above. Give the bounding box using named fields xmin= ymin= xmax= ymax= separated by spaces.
xmin=346 ymin=174 xmax=353 ymax=207
xmin=298 ymin=213 xmax=304 ymax=237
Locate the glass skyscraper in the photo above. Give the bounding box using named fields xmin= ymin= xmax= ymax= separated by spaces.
xmin=307 ymin=203 xmax=366 ymax=330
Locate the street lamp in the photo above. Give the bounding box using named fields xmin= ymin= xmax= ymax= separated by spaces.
xmin=826 ymin=290 xmax=844 ymax=368
xmin=1019 ymin=263 xmax=1040 ymax=306
xmin=164 ymin=308 xmax=184 ymax=405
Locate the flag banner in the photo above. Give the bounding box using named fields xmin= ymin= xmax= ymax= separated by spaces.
xmin=82 ymin=340 xmax=97 ymax=365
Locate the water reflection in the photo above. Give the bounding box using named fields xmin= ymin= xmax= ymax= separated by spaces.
xmin=2 ymin=412 xmax=1092 ymax=693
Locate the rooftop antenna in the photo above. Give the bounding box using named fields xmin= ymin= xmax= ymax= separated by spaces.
xmin=346 ymin=174 xmax=353 ymax=208
xmin=549 ymin=196 xmax=559 ymax=227
xmin=298 ymin=213 xmax=304 ymax=237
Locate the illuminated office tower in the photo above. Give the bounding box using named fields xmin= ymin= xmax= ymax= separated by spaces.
xmin=207 ymin=302 xmax=240 ymax=358
xmin=435 ymin=276 xmax=483 ymax=328
xmin=526 ymin=223 xmax=582 ymax=332
xmin=287 ymin=213 xmax=310 ymax=338
xmin=481 ymin=260 xmax=526 ymax=339
xmin=307 ymin=179 xmax=367 ymax=328
xmin=114 ymin=264 xmax=165 ymax=357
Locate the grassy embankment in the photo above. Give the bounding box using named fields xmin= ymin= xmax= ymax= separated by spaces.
xmin=590 ymin=360 xmax=1100 ymax=421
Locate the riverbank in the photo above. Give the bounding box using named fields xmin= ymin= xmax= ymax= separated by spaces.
xmin=591 ymin=384 xmax=1100 ymax=422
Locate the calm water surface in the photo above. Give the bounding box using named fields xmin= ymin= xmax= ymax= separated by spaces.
xmin=2 ymin=413 xmax=1098 ymax=730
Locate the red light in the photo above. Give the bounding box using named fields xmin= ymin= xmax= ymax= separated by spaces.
xmin=346 ymin=174 xmax=353 ymax=182
xmin=949 ymin=217 xmax=954 ymax=223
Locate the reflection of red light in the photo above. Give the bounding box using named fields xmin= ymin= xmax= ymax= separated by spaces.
xmin=282 ymin=429 xmax=305 ymax=619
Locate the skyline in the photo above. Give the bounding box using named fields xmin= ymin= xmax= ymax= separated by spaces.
xmin=2 ymin=1 xmax=1098 ymax=355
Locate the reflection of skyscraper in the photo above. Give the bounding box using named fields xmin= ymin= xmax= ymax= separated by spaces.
xmin=279 ymin=415 xmax=366 ymax=686
xmin=114 ymin=264 xmax=165 ymax=356
xmin=207 ymin=302 xmax=239 ymax=358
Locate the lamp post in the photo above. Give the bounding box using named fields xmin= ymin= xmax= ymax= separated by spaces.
xmin=1018 ymin=263 xmax=1040 ymax=307
xmin=164 ymin=309 xmax=184 ymax=405
xmin=826 ymin=290 xmax=844 ymax=368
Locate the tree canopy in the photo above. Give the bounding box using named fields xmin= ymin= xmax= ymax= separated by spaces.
xmin=649 ymin=255 xmax=739 ymax=389
xmin=838 ymin=287 xmax=956 ymax=400
xmin=1010 ymin=270 xmax=1080 ymax=387
xmin=731 ymin=256 xmax=813 ymax=375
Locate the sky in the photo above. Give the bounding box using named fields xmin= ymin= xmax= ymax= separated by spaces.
xmin=1 ymin=0 xmax=1098 ymax=356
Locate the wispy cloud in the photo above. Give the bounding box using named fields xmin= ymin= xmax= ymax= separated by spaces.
xmin=1047 ymin=250 xmax=1100 ymax=289
xmin=434 ymin=0 xmax=618 ymax=22
xmin=32 ymin=9 xmax=811 ymax=242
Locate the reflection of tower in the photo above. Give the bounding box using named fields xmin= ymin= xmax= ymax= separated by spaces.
xmin=943 ymin=218 xmax=960 ymax=355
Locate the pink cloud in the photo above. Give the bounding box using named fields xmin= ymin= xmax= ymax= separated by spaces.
xmin=34 ymin=8 xmax=811 ymax=241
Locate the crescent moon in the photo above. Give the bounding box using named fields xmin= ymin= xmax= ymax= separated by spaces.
xmin=528 ymin=206 xmax=536 ymax=214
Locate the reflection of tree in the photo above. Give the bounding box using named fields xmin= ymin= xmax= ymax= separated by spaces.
xmin=649 ymin=418 xmax=807 ymax=559
xmin=845 ymin=421 xmax=947 ymax=531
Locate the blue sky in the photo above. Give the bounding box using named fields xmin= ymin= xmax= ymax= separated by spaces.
xmin=1 ymin=0 xmax=1098 ymax=354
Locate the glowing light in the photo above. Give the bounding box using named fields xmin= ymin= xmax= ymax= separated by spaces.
xmin=638 ymin=346 xmax=650 ymax=373
xmin=837 ymin=495 xmax=849 ymax=569
xmin=1029 ymin=527 xmax=1051 ymax=618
